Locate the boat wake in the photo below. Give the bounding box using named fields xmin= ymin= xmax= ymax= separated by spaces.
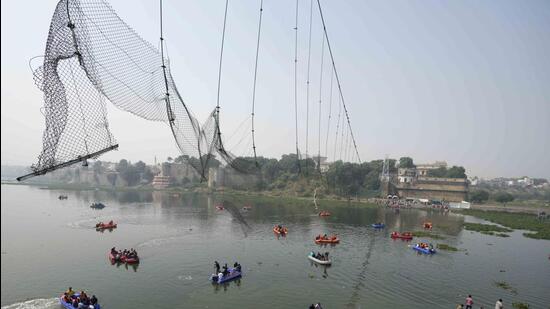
xmin=1 ymin=298 xmax=58 ymax=309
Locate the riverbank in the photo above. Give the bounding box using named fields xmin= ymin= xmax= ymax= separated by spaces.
xmin=0 ymin=181 xmax=378 ymax=210
xmin=456 ymin=209 xmax=550 ymax=240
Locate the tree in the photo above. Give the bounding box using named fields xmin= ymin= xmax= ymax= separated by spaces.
xmin=92 ymin=161 xmax=103 ymax=173
xmin=399 ymin=157 xmax=415 ymax=168
xmin=446 ymin=166 xmax=466 ymax=178
xmin=494 ymin=192 xmax=514 ymax=205
xmin=427 ymin=167 xmax=447 ymax=178
xmin=469 ymin=190 xmax=489 ymax=203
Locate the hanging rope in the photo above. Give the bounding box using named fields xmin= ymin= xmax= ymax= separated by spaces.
xmin=250 ymin=0 xmax=264 ymax=167
xmin=324 ymin=67 xmax=333 ymax=159
xmin=317 ymin=33 xmax=325 ymax=171
xmin=305 ymin=0 xmax=313 ymax=169
xmin=293 ymin=0 xmax=301 ymax=172
xmin=333 ymin=92 xmax=341 ymax=161
xmin=214 ymin=0 xmax=229 ymax=152
xmin=316 ymin=0 xmax=361 ymax=163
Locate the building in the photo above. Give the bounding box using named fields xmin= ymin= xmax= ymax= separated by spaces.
xmin=415 ymin=161 xmax=447 ymax=176
xmin=383 ymin=161 xmax=468 ymax=202
xmin=397 ymin=168 xmax=416 ymax=183
xmin=394 ymin=176 xmax=469 ymax=202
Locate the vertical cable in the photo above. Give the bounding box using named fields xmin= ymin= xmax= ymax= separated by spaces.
xmin=317 ymin=33 xmax=325 ymax=172
xmin=293 ymin=0 xmax=300 ymax=172
xmin=215 ymin=0 xmax=229 ymax=152
xmin=325 ymin=68 xmax=333 ymax=159
xmin=305 ymin=0 xmax=313 ymax=170
xmin=316 ymin=0 xmax=361 ymax=163
xmin=250 ymin=0 xmax=264 ymax=167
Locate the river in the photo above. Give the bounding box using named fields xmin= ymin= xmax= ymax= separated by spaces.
xmin=1 ymin=185 xmax=549 ymax=308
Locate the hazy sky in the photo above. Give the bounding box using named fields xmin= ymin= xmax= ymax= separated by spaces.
xmin=1 ymin=0 xmax=549 ymax=178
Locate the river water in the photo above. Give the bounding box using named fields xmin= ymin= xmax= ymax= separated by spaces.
xmin=1 ymin=185 xmax=549 ymax=308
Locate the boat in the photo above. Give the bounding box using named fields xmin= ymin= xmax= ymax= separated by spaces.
xmin=423 ymin=222 xmax=433 ymax=229
xmin=273 ymin=226 xmax=288 ymax=236
xmin=108 ymin=252 xmax=117 ymax=264
xmin=122 ymin=256 xmax=140 ymax=264
xmin=211 ymin=268 xmax=242 ymax=284
xmin=90 ymin=203 xmax=105 ymax=209
xmin=58 ymin=195 xmax=68 ymax=200
xmin=242 ymin=206 xmax=252 ymax=211
xmin=96 ymin=222 xmax=117 ymax=230
xmin=391 ymin=231 xmax=413 ymax=240
xmin=315 ymin=236 xmax=340 ymax=244
xmin=412 ymin=244 xmax=436 ymax=254
xmin=372 ymin=223 xmax=385 ymax=228
xmin=59 ymin=293 xmax=100 ymax=309
xmin=308 ymin=252 xmax=332 ymax=265
xmin=318 ymin=211 xmax=331 ymax=217
xmin=108 ymin=250 xmax=139 ymax=264
xmin=215 ymin=205 xmax=224 ymax=211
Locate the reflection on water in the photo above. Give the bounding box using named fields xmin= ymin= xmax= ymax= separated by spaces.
xmin=1 ymin=185 xmax=550 ymax=309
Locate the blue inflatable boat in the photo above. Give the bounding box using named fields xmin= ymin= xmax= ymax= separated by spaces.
xmin=412 ymin=244 xmax=436 ymax=254
xmin=59 ymin=293 xmax=100 ymax=309
xmin=371 ymin=223 xmax=385 ymax=228
xmin=211 ymin=268 xmax=242 ymax=284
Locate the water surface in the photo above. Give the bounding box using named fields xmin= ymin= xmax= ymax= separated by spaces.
xmin=2 ymin=185 xmax=549 ymax=308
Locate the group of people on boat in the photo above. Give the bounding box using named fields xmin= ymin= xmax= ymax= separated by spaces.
xmin=315 ymin=234 xmax=337 ymax=241
xmin=312 ymin=251 xmax=330 ymax=261
xmin=391 ymin=231 xmax=413 ymax=239
xmin=96 ymin=220 xmax=115 ymax=228
xmin=213 ymin=261 xmax=242 ymax=282
xmin=318 ymin=211 xmax=331 ymax=216
xmin=423 ymin=222 xmax=433 ymax=229
xmin=308 ymin=303 xmax=323 ymax=309
xmin=417 ymin=242 xmax=433 ymax=250
xmin=62 ymin=287 xmax=98 ymax=308
xmin=274 ymin=225 xmax=288 ymax=234
xmin=110 ymin=247 xmax=138 ymax=262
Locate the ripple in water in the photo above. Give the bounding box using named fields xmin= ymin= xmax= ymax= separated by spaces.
xmin=1 ymin=298 xmax=58 ymax=309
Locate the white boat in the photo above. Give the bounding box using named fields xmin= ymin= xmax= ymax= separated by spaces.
xmin=308 ymin=252 xmax=332 ymax=265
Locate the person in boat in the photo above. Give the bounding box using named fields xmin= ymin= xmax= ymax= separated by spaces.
xmin=217 ymin=272 xmax=223 ymax=282
xmin=108 ymin=220 xmax=113 ymax=225
xmin=62 ymin=293 xmax=71 ymax=303
xmin=323 ymin=234 xmax=328 ymax=240
xmin=214 ymin=261 xmax=221 ymax=274
xmin=310 ymin=304 xmax=316 ymax=309
xmin=90 ymin=295 xmax=97 ymax=306
xmin=315 ymin=235 xmax=321 ymax=240
xmin=429 ymin=243 xmax=434 ymax=250
xmin=72 ymin=298 xmax=79 ymax=308
xmin=66 ymin=287 xmax=75 ymax=297
xmin=324 ymin=252 xmax=329 ymax=260
xmin=80 ymin=291 xmax=88 ymax=301
xmin=222 ymin=263 xmax=229 ymax=276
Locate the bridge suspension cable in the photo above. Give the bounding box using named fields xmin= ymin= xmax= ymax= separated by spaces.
xmin=316 ymin=0 xmax=361 ymax=163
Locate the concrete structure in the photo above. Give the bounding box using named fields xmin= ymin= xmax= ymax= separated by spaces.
xmin=152 ymin=175 xmax=172 ymax=189
xmin=415 ymin=161 xmax=447 ymax=176
xmin=382 ymin=161 xmax=468 ymax=202
xmin=397 ymin=168 xmax=416 ymax=183
xmin=394 ymin=177 xmax=469 ymax=202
